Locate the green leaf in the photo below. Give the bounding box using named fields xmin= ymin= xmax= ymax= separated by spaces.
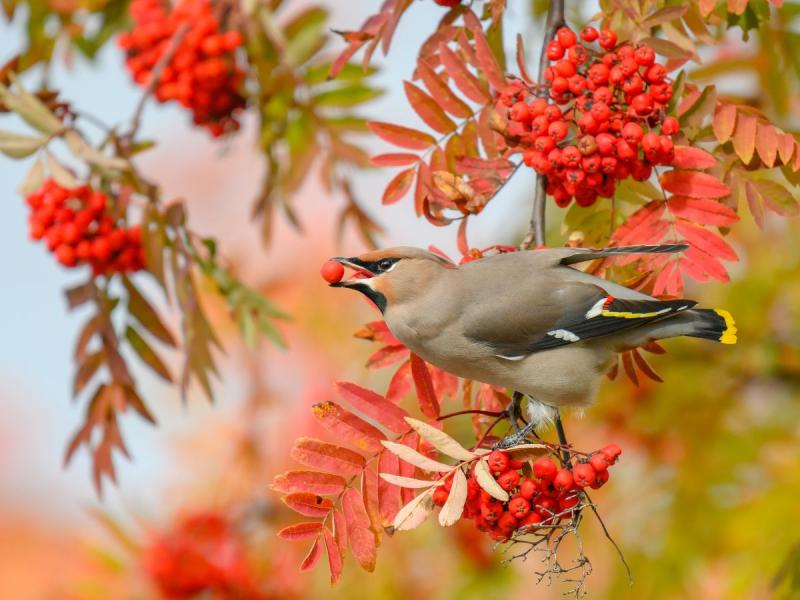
xmin=0 ymin=75 xmax=63 ymax=134
xmin=313 ymin=84 xmax=383 ymax=107
xmin=64 ymin=131 xmax=128 ymax=172
xmin=125 ymin=325 xmax=173 ymax=383
xmin=284 ymin=6 xmax=328 ymax=66
xmin=123 ymin=278 xmax=176 ymax=347
xmin=0 ymin=129 xmax=46 ymax=158
xmin=753 ymin=178 xmax=799 ymax=216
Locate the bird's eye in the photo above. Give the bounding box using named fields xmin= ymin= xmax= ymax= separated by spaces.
xmin=378 ymin=259 xmax=395 ymax=272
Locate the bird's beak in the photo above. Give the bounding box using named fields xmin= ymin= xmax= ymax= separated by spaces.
xmin=329 ymin=257 xmax=375 ymax=288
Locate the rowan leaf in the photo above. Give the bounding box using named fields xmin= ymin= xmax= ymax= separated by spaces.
xmin=74 ymin=351 xmax=104 ymax=396
xmin=0 ymin=78 xmax=63 ymax=134
xmin=291 ymin=438 xmax=366 ymax=477
xmin=674 ymin=220 xmax=738 ymax=261
xmin=685 ymin=245 xmax=729 ymax=282
xmin=417 ymin=62 xmax=472 ymax=118
xmin=283 ymin=492 xmax=334 ymax=518
xmin=660 ymin=170 xmax=731 ymax=198
xmin=671 ymin=146 xmax=717 ymax=169
xmin=380 ymin=440 xmax=452 ymax=472
xmin=124 ymin=326 xmax=172 ymax=383
xmin=362 ymin=460 xmax=382 ymax=540
xmin=381 ymin=167 xmax=415 ymax=205
xmin=668 ymin=196 xmax=740 ymax=226
xmin=323 ymin=527 xmax=343 ymax=585
xmin=391 ymin=487 xmax=434 ymax=531
xmin=612 ymin=201 xmax=667 ymax=246
xmin=473 ymin=458 xmax=509 ymax=501
xmin=332 ymin=509 xmax=347 ymax=559
xmin=278 ymin=522 xmax=324 ymax=541
xmin=753 ymin=179 xmax=799 ymax=216
xmin=367 ymin=121 xmax=436 ymax=150
xmin=744 ymin=180 xmax=766 ymax=228
xmin=464 ymin=14 xmax=506 ymax=92
xmin=370 ymin=153 xmax=419 ymax=167
xmin=410 ymin=354 xmax=440 ymax=419
xmin=379 ymin=472 xmax=440 ymax=488
xmin=386 ymin=360 xmax=413 ymax=403
xmin=777 ymin=133 xmax=795 ymax=165
xmin=335 ymin=381 xmax=409 ymax=434
xmin=17 ymin=154 xmax=44 ymax=196
xmin=342 ymin=488 xmax=377 ymax=572
xmin=0 ymin=129 xmax=46 ymax=159
xmin=299 ymin=536 xmax=324 ymax=572
xmin=438 ymin=43 xmax=491 ymax=103
xmin=377 ymin=451 xmax=403 ymax=526
xmin=366 ymin=344 xmax=410 ymax=369
xmin=312 ymin=401 xmax=385 ymax=454
xmin=123 ymin=279 xmax=176 ymax=347
xmin=438 ymin=467 xmax=467 ymax=526
xmin=713 ymin=104 xmax=737 ymax=143
xmin=732 ymin=112 xmax=757 ymax=164
xmin=272 ymin=471 xmax=347 ymax=495
xmin=404 ymin=417 xmax=474 ymax=461
xmin=642 ymin=4 xmax=688 ymax=28
xmin=756 ymin=122 xmax=779 ymax=167
xmin=404 ymin=81 xmax=456 ymax=134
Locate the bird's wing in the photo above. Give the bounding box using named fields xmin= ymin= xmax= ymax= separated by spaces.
xmin=558 ymin=243 xmax=688 ymax=266
xmin=462 ymin=276 xmax=696 ymax=358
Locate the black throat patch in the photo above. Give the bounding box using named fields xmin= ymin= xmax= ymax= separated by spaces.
xmin=350 ymin=282 xmax=387 ymax=313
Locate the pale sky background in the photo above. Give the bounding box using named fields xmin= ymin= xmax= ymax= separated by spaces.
xmin=0 ymin=1 xmax=541 ymax=528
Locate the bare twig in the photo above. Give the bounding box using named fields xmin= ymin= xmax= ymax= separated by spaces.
xmin=521 ymin=0 xmax=565 ymax=250
xmin=583 ymin=491 xmax=634 ymax=585
xmin=125 ymin=22 xmax=191 ymax=142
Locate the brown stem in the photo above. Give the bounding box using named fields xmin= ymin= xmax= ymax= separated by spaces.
xmin=125 ymin=22 xmax=191 ymax=142
xmin=437 ymin=408 xmax=504 ymax=421
xmin=522 ymin=0 xmax=565 ymax=250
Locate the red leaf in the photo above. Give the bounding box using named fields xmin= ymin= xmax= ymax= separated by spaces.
xmin=671 ymin=146 xmax=717 ymax=169
xmin=378 ymin=451 xmax=403 ymax=526
xmin=386 ymin=360 xmax=413 ymax=404
xmin=354 ymin=320 xmax=401 ymax=345
xmin=778 ymin=132 xmax=795 ymax=165
xmin=278 ymin=522 xmax=324 ymax=541
xmin=367 ymin=344 xmax=410 ymax=369
xmin=342 ymin=488 xmax=377 ymax=572
xmin=336 ymin=381 xmax=409 ymax=434
xmin=621 ymin=352 xmax=639 ymax=387
xmin=678 ymin=255 xmax=709 ymax=283
xmin=323 ymin=527 xmax=343 ymax=585
xmin=667 ymin=196 xmax=739 ymax=227
xmin=652 ymin=260 xmax=678 ymax=297
xmin=744 ymin=180 xmax=765 ymax=229
xmin=382 ymin=168 xmax=416 ymax=205
xmin=367 ymin=121 xmax=436 ymax=150
xmin=674 ymin=220 xmax=738 ymax=261
xmin=332 ymin=509 xmax=348 ymax=559
xmin=300 ymin=536 xmax=324 ymax=572
xmin=685 ymin=246 xmax=729 ymax=282
xmin=712 ymin=104 xmax=736 ymax=143
xmin=370 ymin=153 xmax=420 ymax=167
xmin=515 ymin=33 xmax=534 ymax=83
xmin=631 ymin=348 xmax=663 ymax=383
xmin=272 ymin=471 xmax=347 ymax=495
xmin=283 ymin=492 xmax=334 ymax=518
xmin=291 ymin=438 xmax=366 ymax=477
xmin=732 ymin=112 xmax=757 ymax=164
xmin=457 ymin=218 xmax=469 ymax=256
xmin=463 ymin=10 xmax=507 ymax=92
xmin=404 ymin=81 xmax=456 ymax=134
xmin=312 ymin=402 xmax=386 ymax=454
xmin=362 ymin=461 xmax=381 ymax=538
xmin=410 ymin=354 xmax=440 ymax=419
xmin=438 ymin=43 xmax=491 ymax=103
xmin=660 ymin=170 xmax=731 ymax=198
xmin=417 ymin=62 xmax=473 ymax=118
xmin=612 ymin=201 xmax=667 ymax=246
xmin=756 ymin=122 xmax=778 ymax=167
xmin=415 ymin=161 xmax=432 ymax=217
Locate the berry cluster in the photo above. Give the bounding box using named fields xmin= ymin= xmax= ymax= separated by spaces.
xmin=433 ymin=445 xmax=622 ymax=542
xmin=26 ymin=179 xmax=145 ymax=275
xmin=499 ymin=27 xmax=679 ymax=207
xmin=119 ymin=0 xmax=246 ymax=137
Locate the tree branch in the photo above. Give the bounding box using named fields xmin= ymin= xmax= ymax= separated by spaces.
xmin=522 ymin=0 xmax=565 ymax=249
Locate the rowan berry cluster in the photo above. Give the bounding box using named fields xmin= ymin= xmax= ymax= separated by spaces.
xmin=433 ymin=444 xmax=622 ymax=541
xmin=118 ymin=0 xmax=246 ymax=137
xmin=499 ymin=26 xmax=679 ymax=207
xmin=26 ymin=179 xmax=145 ymax=275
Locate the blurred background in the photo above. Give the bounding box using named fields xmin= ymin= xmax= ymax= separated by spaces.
xmin=1 ymin=1 xmax=800 ymax=598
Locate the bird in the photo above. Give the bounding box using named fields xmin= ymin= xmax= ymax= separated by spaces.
xmin=328 ymin=244 xmax=736 ymax=431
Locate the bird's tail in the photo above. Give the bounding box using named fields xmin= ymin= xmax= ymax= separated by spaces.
xmin=686 ymin=309 xmax=737 ymax=344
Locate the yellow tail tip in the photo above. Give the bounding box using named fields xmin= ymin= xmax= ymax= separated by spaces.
xmin=714 ymin=309 xmax=737 ymax=344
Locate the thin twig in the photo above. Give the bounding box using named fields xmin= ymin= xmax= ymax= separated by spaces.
xmin=521 ymin=0 xmax=565 ymax=250
xmin=583 ymin=491 xmax=634 ymax=585
xmin=125 ymin=22 xmax=191 ymax=141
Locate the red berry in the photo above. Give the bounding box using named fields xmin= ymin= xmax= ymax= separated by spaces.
xmin=662 ymin=116 xmax=679 ymax=135
xmin=510 ymin=101 xmax=532 ymax=123
xmin=554 ymin=59 xmax=576 ymax=77
xmin=553 ymin=468 xmax=574 ymax=491
xmin=432 ymin=487 xmax=450 ymax=505
xmin=590 ymin=469 xmax=610 ymax=489
xmin=497 ymin=511 xmax=518 ymax=532
xmin=546 ymin=41 xmax=565 ymax=60
xmin=548 ymin=120 xmax=569 ymax=141
xmin=598 ymin=29 xmax=618 ymax=49
xmin=535 ymin=496 xmax=558 ymax=517
xmin=320 ymin=260 xmax=344 ymax=284
xmin=601 ymin=444 xmax=622 ymax=463
xmin=622 ymin=121 xmax=644 ymax=144
xmin=580 ymin=26 xmax=598 ymax=42
xmin=589 ymin=453 xmax=610 ymax=472
xmin=520 ymin=478 xmax=538 ymax=500
xmin=55 ymin=244 xmax=77 ymax=267
xmin=532 ymin=457 xmax=558 ymax=481
xmin=556 ymin=27 xmax=577 ymax=49
xmin=577 ymin=112 xmax=597 ymax=134
xmin=562 ymin=145 xmax=582 ymax=167
xmin=508 ymin=496 xmax=531 ymax=518
xmin=558 ymin=492 xmax=580 ymax=513
xmin=631 ymin=92 xmax=654 ymax=115
xmin=634 ymin=44 xmax=655 ymax=66
xmin=588 ymin=63 xmax=609 ymax=85
xmin=497 ymin=469 xmax=520 ymax=491
xmin=645 ymin=64 xmax=667 ymax=83
xmin=481 ymin=500 xmax=503 ymax=522
xmin=572 ymin=463 xmax=596 ymax=487
xmin=519 ymin=511 xmax=543 ymax=530
xmin=487 ymin=450 xmax=509 ymax=474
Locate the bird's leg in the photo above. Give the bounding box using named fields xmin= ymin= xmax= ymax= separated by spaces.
xmin=554 ymin=409 xmax=571 ymax=465
xmin=504 ymin=391 xmax=525 ymax=434
xmin=494 ymin=391 xmax=539 ymax=449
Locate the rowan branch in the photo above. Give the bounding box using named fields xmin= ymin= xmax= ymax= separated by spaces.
xmin=522 ymin=0 xmax=565 ymax=249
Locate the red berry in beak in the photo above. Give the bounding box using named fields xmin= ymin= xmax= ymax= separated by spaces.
xmin=321 ymin=260 xmax=344 ymax=284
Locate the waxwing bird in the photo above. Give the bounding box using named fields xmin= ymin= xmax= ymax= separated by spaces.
xmin=329 ymin=244 xmax=736 ymax=427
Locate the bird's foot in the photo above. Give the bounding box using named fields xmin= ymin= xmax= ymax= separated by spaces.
xmin=493 ymin=420 xmax=538 ymax=450
xmin=505 ymin=391 xmax=525 ymax=434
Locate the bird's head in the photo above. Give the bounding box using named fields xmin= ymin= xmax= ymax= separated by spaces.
xmin=328 ymin=246 xmax=454 ymax=313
